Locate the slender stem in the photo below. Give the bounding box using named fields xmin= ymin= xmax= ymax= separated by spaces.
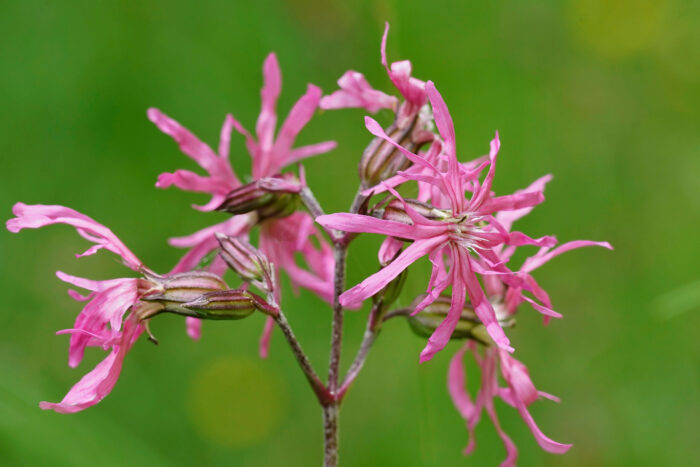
xmin=327 ymin=188 xmax=367 ymax=393
xmin=338 ymin=301 xmax=382 ymax=399
xmin=300 ymin=186 xmax=326 ymax=221
xmin=273 ymin=310 xmax=333 ymax=405
xmin=327 ymin=244 xmax=347 ymax=394
xmin=323 ymin=403 xmax=340 ymax=467
xmin=296 ymin=185 xmax=372 ymax=466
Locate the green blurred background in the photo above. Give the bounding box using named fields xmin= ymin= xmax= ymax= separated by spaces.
xmin=1 ymin=0 xmax=698 ymax=465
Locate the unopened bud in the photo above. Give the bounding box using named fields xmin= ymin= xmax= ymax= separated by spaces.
xmin=181 ymin=289 xmax=277 ymax=319
xmin=407 ymin=295 xmax=515 ymax=346
xmin=359 ymin=114 xmax=434 ymax=187
xmin=142 ymin=270 xmax=228 ymax=309
xmin=216 ymin=233 xmax=274 ymax=292
xmin=217 ymin=174 xmax=300 ymax=221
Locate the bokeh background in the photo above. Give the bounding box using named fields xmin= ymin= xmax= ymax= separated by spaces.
xmin=1 ymin=0 xmax=698 ymax=465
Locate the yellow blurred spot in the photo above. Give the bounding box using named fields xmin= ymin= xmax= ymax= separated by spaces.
xmin=187 ymin=356 xmax=287 ymax=447
xmin=567 ymin=0 xmax=666 ymax=59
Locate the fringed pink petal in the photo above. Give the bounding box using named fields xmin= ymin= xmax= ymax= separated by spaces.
xmin=147 ymin=108 xmax=221 ymax=174
xmin=286 ymin=141 xmax=337 ymax=165
xmin=480 ymin=191 xmax=545 ymax=216
xmin=495 ymin=174 xmax=553 ymax=231
xmin=484 ymin=402 xmax=519 ymax=467
xmin=316 ymin=213 xmax=426 ymax=239
xmin=67 ymin=279 xmax=140 ymax=368
xmin=499 ymin=351 xmax=539 ymax=405
xmin=257 ymin=53 xmax=282 ymax=150
xmin=513 ymin=397 xmax=572 ymax=454
xmin=320 ymin=70 xmax=398 ymax=113
xmin=40 ymin=317 xmax=143 ymax=414
xmin=419 ymin=248 xmax=468 ymax=362
xmin=462 ymin=253 xmax=513 ymax=353
xmin=269 ymin=84 xmax=322 ymax=172
xmin=522 ymin=240 xmax=613 ymax=273
xmin=469 ymin=132 xmax=501 ymax=211
xmin=380 ymin=23 xmax=426 ymax=109
xmin=7 ymin=203 xmax=143 ymax=271
xmin=448 ymin=344 xmax=477 ymax=420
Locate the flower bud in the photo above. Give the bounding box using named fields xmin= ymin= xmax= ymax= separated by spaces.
xmin=181 ymin=289 xmax=277 ymax=320
xmin=359 ymin=113 xmax=434 ymax=187
xmin=216 ymin=233 xmax=274 ymax=292
xmin=406 ymin=295 xmax=515 ymax=346
xmin=141 ymin=270 xmax=228 ymax=309
xmin=217 ymin=174 xmax=300 ymax=221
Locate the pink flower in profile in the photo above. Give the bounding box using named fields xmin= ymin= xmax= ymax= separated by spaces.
xmin=448 ymin=343 xmax=572 ymax=465
xmin=6 ymin=203 xmax=153 ymax=413
xmin=321 ymin=22 xmax=426 ymax=123
xmin=6 ymin=203 xmax=235 ymax=412
xmin=317 ymin=81 xmax=556 ymax=361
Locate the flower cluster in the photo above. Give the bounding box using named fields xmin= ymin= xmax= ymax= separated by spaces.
xmin=7 ymin=22 xmax=610 ymax=465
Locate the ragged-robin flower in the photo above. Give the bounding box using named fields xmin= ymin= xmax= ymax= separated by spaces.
xmin=5 ymin=203 xmax=265 ymax=413
xmin=149 ymin=52 xmax=337 ymax=351
xmin=317 ymin=81 xmax=566 ymax=362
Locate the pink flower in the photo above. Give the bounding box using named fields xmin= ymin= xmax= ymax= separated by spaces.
xmin=321 ymin=22 xmax=426 ymax=123
xmin=317 ymin=81 xmax=556 ymax=361
xmin=6 ymin=203 xmax=155 ymax=412
xmin=448 ymin=343 xmax=572 ymax=465
xmin=149 ymin=53 xmax=338 ymax=343
xmin=6 ymin=203 xmax=233 ymax=411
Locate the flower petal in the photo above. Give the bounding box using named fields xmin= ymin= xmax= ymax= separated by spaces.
xmin=270 ymin=84 xmax=322 ymax=172
xmin=147 ymin=108 xmax=220 ymax=174
xmin=419 ymin=248 xmax=468 ymax=362
xmin=7 ymin=203 xmax=142 ymax=270
xmin=39 ymin=317 xmax=143 ymax=414
xmin=522 ymin=240 xmax=613 ymax=273
xmin=256 ymin=53 xmax=281 ymax=150
xmin=448 ymin=344 xmax=477 ymax=420
xmin=462 ymin=253 xmax=513 ymax=353
xmin=285 ymin=140 xmax=337 ymax=165
xmin=316 ymin=213 xmax=431 ymax=239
